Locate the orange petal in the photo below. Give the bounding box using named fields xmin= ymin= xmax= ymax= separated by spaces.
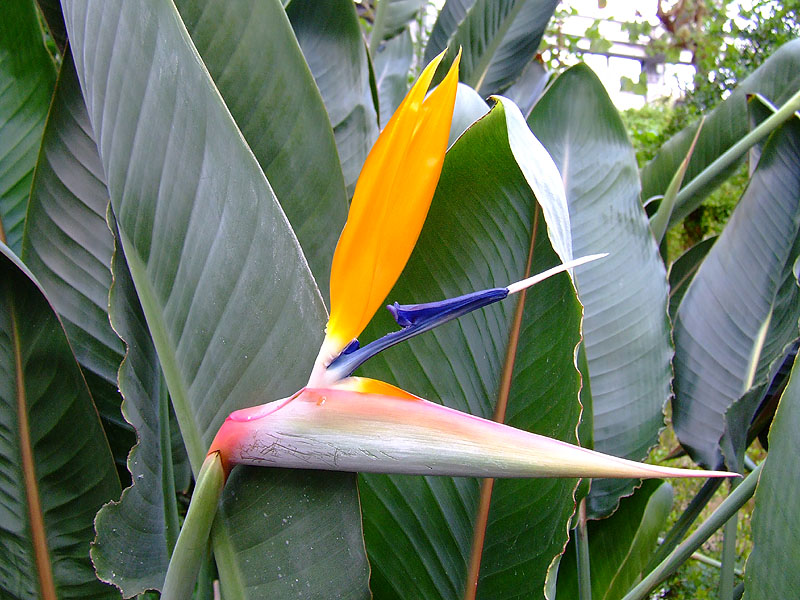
xmin=325 ymin=50 xmax=461 ymax=352
xmin=331 ymin=376 xmax=423 ymax=400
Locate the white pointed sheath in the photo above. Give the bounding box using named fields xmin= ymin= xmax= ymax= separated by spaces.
xmin=209 ymin=387 xmax=734 ymax=480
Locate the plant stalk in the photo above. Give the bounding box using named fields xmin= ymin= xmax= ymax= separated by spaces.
xmin=718 ymin=479 xmax=741 ymax=599
xmin=621 ymin=464 xmax=760 ymax=600
xmin=645 ymin=476 xmax=723 ymax=572
xmin=162 ymin=452 xmax=226 ymax=600
xmin=576 ymin=498 xmax=592 ymax=600
xmin=668 ymin=87 xmax=800 ymax=227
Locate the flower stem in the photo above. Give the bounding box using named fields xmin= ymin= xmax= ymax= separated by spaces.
xmin=162 ymin=452 xmax=225 ymax=600
xmin=576 ymin=498 xmax=592 ymax=600
xmin=621 ymin=463 xmax=760 ymax=600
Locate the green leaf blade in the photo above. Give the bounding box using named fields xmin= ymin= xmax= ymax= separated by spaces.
xmin=60 ymin=1 xmax=370 ymax=596
xmin=528 ymin=64 xmax=672 ymax=518
xmin=673 ymin=117 xmax=800 ymax=469
xmin=745 ymin=352 xmax=800 ymax=597
xmin=359 ymin=99 xmax=582 ymax=600
xmin=287 ymin=0 xmax=379 ymax=198
xmin=177 ymin=0 xmax=349 ymax=295
xmin=0 ymin=0 xmax=57 ymax=253
xmin=21 ymin=52 xmax=134 ymax=474
xmin=0 ymin=243 xmax=120 ymax=599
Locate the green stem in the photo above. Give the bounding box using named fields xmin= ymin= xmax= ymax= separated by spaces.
xmin=689 ymin=550 xmax=742 ymax=576
xmin=621 ymin=464 xmax=761 ymax=600
xmin=646 ymin=477 xmax=723 ymax=572
xmin=576 ymin=498 xmax=592 ymax=600
xmin=162 ymin=452 xmax=226 ymax=600
xmin=718 ymin=479 xmax=740 ymax=599
xmin=160 ymin=374 xmax=180 ymax=554
xmin=668 ymin=87 xmax=800 ymax=227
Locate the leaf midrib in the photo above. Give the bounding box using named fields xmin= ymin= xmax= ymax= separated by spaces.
xmin=463 ymin=203 xmax=541 ymax=599
xmin=10 ymin=289 xmax=57 ymax=600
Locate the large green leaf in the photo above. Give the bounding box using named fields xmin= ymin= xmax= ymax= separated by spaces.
xmin=91 ymin=215 xmax=180 ymax=597
xmin=287 ymin=0 xmax=379 ymax=197
xmin=20 ymin=52 xmax=133 ymax=475
xmin=60 ymin=1 xmax=369 ymax=597
xmin=640 ymin=39 xmax=800 ymax=224
xmin=667 ymin=236 xmax=717 ymax=320
xmin=176 ymin=0 xmax=348 ymax=296
xmin=556 ymin=480 xmax=673 ymax=600
xmin=369 ymin=0 xmax=425 ymax=47
xmin=672 ymin=117 xmax=800 ymax=470
xmin=373 ymin=29 xmax=414 ymax=127
xmin=359 ymin=99 xmax=583 ymax=600
xmin=0 ymin=0 xmax=56 ymax=253
xmin=744 ymin=351 xmax=800 ymax=597
xmin=425 ymin=0 xmax=558 ymax=97
xmin=528 ymin=64 xmax=672 ymax=518
xmin=0 ymin=242 xmax=120 ymax=599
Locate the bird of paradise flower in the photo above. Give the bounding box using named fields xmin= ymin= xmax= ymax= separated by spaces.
xmin=162 ymin=50 xmax=734 ymax=599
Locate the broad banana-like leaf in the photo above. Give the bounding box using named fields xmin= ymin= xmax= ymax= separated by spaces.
xmin=287 ymin=0 xmax=379 ymax=198
xmin=425 ymin=0 xmax=558 ymax=97
xmin=745 ymin=351 xmax=800 ymax=598
xmin=0 ymin=242 xmax=120 ymax=599
xmin=503 ymin=57 xmax=549 ymax=118
xmin=555 ymin=480 xmax=673 ymax=600
xmin=60 ymin=1 xmax=370 ymax=597
xmin=358 ymin=98 xmax=583 ymax=600
xmin=21 ymin=53 xmax=133 ymax=474
xmin=0 ymin=0 xmax=56 ymax=254
xmin=176 ymin=0 xmax=348 ymax=296
xmin=373 ymin=29 xmax=414 ymax=127
xmin=667 ymin=236 xmax=717 ymax=320
xmin=528 ymin=64 xmax=672 ymax=518
xmin=91 ymin=215 xmax=181 ymax=597
xmin=369 ymin=0 xmax=425 ymax=47
xmin=640 ymin=39 xmax=800 ymax=223
xmin=747 ymin=94 xmax=778 ymax=173
xmin=673 ymin=117 xmax=800 ymax=470
xmin=448 ymin=83 xmax=490 ymax=148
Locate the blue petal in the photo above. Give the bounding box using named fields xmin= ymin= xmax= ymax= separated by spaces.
xmin=328 ymin=287 xmax=508 ymax=378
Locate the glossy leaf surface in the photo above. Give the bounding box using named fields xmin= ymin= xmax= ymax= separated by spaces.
xmin=358 ymin=99 xmax=583 ymax=600
xmin=745 ymin=352 xmax=800 ymax=598
xmin=673 ymin=117 xmax=800 ymax=470
xmin=373 ymin=29 xmax=414 ymax=127
xmin=0 ymin=243 xmax=120 ymax=599
xmin=0 ymin=0 xmax=56 ymax=253
xmin=287 ymin=0 xmax=379 ymax=198
xmin=91 ymin=216 xmax=179 ymax=597
xmin=426 ymin=0 xmax=558 ymax=96
xmin=21 ymin=53 xmax=133 ymax=473
xmin=177 ymin=0 xmax=348 ymax=295
xmin=60 ymin=1 xmax=369 ymax=596
xmin=528 ymin=65 xmax=672 ymax=518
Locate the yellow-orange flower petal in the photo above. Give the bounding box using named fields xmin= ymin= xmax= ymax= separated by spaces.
xmin=331 ymin=376 xmax=422 ymax=400
xmin=325 ymin=50 xmax=461 ymax=353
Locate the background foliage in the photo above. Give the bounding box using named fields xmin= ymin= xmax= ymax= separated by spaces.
xmin=1 ymin=1 xmax=799 ymax=599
